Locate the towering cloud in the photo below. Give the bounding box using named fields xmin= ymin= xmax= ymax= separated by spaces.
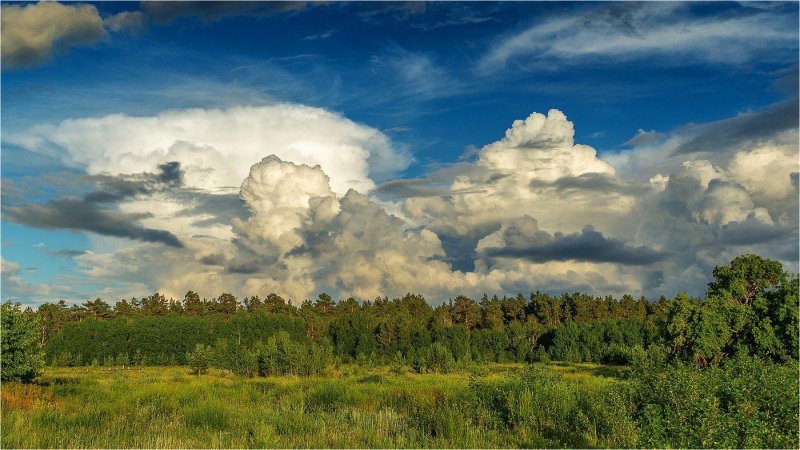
xmin=228 ymin=156 xmax=454 ymax=300
xmin=6 ymin=104 xmax=798 ymax=303
xmin=403 ymin=109 xmax=636 ymax=240
xmin=10 ymin=105 xmax=410 ymax=195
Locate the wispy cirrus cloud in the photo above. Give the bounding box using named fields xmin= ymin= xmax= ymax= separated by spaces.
xmin=369 ymin=47 xmax=464 ymax=101
xmin=478 ymin=2 xmax=798 ymax=73
xmin=140 ymin=1 xmax=309 ymax=24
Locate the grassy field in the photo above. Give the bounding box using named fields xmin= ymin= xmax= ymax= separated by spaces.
xmin=1 ymin=363 xmax=629 ymax=448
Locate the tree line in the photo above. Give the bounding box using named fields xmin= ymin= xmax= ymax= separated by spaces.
xmin=3 ymin=254 xmax=798 ymax=380
xmin=3 ymin=254 xmax=796 ymax=448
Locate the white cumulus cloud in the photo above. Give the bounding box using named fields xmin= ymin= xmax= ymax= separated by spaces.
xmin=6 ymin=104 xmax=798 ymax=303
xmin=1 ymin=2 xmax=106 ymax=70
xmin=9 ymin=104 xmax=411 ymax=195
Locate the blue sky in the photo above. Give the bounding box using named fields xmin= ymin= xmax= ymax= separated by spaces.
xmin=2 ymin=2 xmax=798 ymax=305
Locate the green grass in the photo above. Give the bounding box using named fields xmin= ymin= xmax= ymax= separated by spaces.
xmin=1 ymin=363 xmax=628 ymax=448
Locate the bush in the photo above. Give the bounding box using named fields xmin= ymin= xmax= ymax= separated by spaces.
xmin=1 ymin=302 xmax=45 ymax=382
xmin=187 ymin=344 xmax=213 ymax=375
xmin=254 ymin=331 xmax=332 ymax=376
xmin=213 ymin=339 xmax=257 ymax=377
xmin=600 ymin=344 xmax=644 ymax=365
xmin=426 ymin=342 xmax=455 ymax=373
xmin=468 ymin=365 xmax=637 ymax=447
xmin=532 ymin=347 xmax=550 ymax=364
xmin=631 ymin=352 xmax=799 ymax=448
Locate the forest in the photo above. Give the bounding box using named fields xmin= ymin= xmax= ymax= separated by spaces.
xmin=2 ymin=254 xmax=798 ymax=448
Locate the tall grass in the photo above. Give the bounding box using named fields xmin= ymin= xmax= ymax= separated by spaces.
xmin=8 ymin=360 xmax=793 ymax=448
xmin=4 ymin=364 xmax=626 ymax=448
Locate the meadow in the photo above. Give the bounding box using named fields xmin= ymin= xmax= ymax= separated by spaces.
xmin=1 ymin=363 xmax=631 ymax=449
xmin=3 ymin=255 xmax=797 ymax=448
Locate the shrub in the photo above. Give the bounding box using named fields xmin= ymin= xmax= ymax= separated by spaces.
xmin=631 ymin=352 xmax=799 ymax=448
xmin=532 ymin=347 xmax=550 ymax=364
xmin=600 ymin=344 xmax=644 ymax=365
xmin=468 ymin=365 xmax=637 ymax=447
xmin=254 ymin=331 xmax=332 ymax=376
xmin=187 ymin=344 xmax=213 ymax=375
xmin=426 ymin=342 xmax=455 ymax=373
xmin=1 ymin=302 xmax=45 ymax=382
xmin=213 ymin=339 xmax=257 ymax=377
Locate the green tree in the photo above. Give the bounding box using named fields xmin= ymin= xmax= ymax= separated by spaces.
xmin=707 ymin=254 xmax=786 ymax=305
xmin=2 ymin=302 xmax=45 ymax=382
xmin=425 ymin=342 xmax=454 ymax=373
xmin=480 ymin=295 xmax=505 ymax=329
xmin=667 ymin=255 xmax=797 ymax=366
xmin=36 ymin=300 xmax=70 ymax=345
xmin=83 ymin=298 xmax=112 ymax=319
xmin=263 ymin=293 xmax=295 ymax=315
xmin=141 ymin=292 xmax=168 ymax=316
xmin=183 ymin=291 xmax=203 ymax=315
xmin=217 ymin=293 xmax=238 ymax=314
xmin=187 ymin=343 xmax=213 ymax=375
xmin=315 ymin=293 xmax=336 ymax=316
xmin=452 ymin=295 xmax=481 ymax=329
xmin=243 ymin=295 xmax=262 ymax=312
xmin=113 ymin=299 xmax=138 ymax=317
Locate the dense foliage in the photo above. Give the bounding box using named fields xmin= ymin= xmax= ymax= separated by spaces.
xmin=3 ymin=253 xmax=798 ymax=448
xmin=1 ymin=302 xmax=45 ymax=382
xmin=630 ymin=351 xmax=798 ymax=448
xmin=35 ymin=254 xmax=797 ymax=374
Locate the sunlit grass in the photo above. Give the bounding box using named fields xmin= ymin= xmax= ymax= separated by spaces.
xmin=2 ymin=363 xmax=627 ymax=448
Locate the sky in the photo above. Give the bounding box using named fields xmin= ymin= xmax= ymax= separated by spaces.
xmin=1 ymin=1 xmax=798 ymax=306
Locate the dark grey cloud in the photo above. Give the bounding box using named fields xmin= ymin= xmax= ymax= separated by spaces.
xmin=156 ymin=161 xmax=183 ymax=184
xmin=200 ymin=253 xmax=226 ymax=266
xmin=3 ymin=161 xmax=189 ymax=245
xmin=644 ymin=271 xmax=664 ymax=290
xmin=49 ymin=248 xmax=88 ymax=258
xmin=1 ymin=180 xmax=34 ymax=203
xmin=374 ymin=163 xmax=505 ymax=200
xmin=673 ymin=98 xmax=799 ymax=155
xmin=374 ymin=178 xmax=486 ymax=199
xmin=437 ymin=231 xmax=487 ymax=273
xmin=141 ymin=1 xmax=309 ymax=24
xmin=772 ymin=64 xmax=799 ymax=96
xmin=716 ymin=215 xmax=797 ymax=247
xmin=227 ymin=260 xmax=261 ymax=274
xmin=483 ymin=226 xmax=667 ymax=266
xmin=174 ymin=192 xmax=247 ymax=227
xmin=85 ymin=161 xmax=183 ymax=203
xmin=531 ymin=173 xmax=651 ymax=195
xmin=4 ymin=199 xmax=183 ymax=248
xmin=2 ymin=162 xmax=186 ymax=247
